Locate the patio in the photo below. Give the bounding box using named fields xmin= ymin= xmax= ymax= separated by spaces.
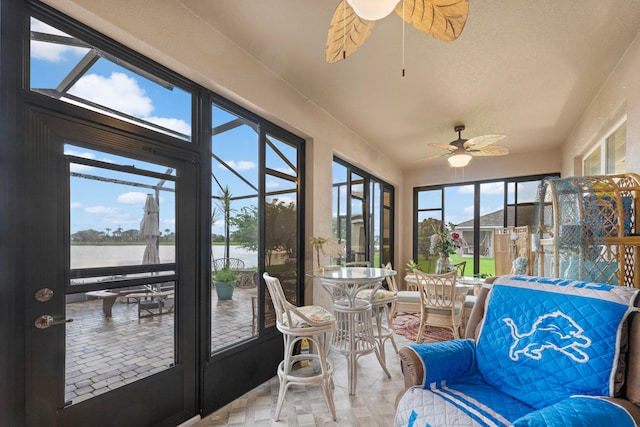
xmin=64 ymin=285 xmax=258 ymax=405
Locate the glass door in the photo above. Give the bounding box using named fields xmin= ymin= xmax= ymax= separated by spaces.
xmin=24 ymin=111 xmax=199 ymax=426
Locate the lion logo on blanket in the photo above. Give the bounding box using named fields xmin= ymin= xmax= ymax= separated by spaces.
xmin=503 ymin=311 xmax=592 ymax=363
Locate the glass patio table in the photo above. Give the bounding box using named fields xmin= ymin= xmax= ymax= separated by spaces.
xmin=307 ymin=266 xmax=396 ymax=394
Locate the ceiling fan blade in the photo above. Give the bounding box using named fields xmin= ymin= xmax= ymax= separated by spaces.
xmin=463 ymin=134 xmax=506 ymax=149
xmin=428 ymin=143 xmax=456 ymax=151
xmin=395 ymin=0 xmax=469 ymax=42
xmin=467 ymin=145 xmax=510 ymax=157
xmin=326 ymin=1 xmax=375 ymax=63
xmin=417 ymin=152 xmax=449 ymax=162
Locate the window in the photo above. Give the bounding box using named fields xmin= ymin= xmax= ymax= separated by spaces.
xmin=210 ymin=101 xmax=304 ymax=353
xmin=332 ymin=158 xmax=394 ymax=267
xmin=582 ymin=120 xmax=626 ymax=175
xmin=30 ymin=17 xmax=192 ymax=141
xmin=413 ymin=174 xmax=558 ymax=277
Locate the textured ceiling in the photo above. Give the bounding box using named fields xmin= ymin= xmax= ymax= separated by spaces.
xmin=180 ymin=0 xmax=640 ymax=170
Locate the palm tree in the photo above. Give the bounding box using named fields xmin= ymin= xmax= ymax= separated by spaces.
xmin=214 ymin=186 xmax=234 ymax=264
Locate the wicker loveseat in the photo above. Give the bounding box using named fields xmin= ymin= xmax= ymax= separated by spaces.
xmin=395 ymin=275 xmax=640 ymax=427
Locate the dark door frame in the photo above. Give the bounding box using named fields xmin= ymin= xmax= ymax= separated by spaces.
xmin=22 ymin=105 xmax=201 ymax=426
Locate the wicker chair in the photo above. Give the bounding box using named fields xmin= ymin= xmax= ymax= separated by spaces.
xmin=413 ymin=270 xmax=464 ymax=341
xmin=356 ymin=262 xmax=399 ymax=363
xmin=263 ymin=273 xmax=337 ymax=421
xmin=211 ymin=257 xmax=245 ymax=272
xmin=453 ymin=260 xmax=466 ymax=277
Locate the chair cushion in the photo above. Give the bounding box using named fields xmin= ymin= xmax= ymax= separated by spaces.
xmin=281 ymin=305 xmax=335 ymax=328
xmin=463 ymin=295 xmax=476 ymax=309
xmin=357 ymin=288 xmax=397 ymax=301
xmin=397 ymin=290 xmax=420 ymax=303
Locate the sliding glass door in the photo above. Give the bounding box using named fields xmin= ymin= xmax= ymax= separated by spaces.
xmin=332 ymin=157 xmax=394 ymax=267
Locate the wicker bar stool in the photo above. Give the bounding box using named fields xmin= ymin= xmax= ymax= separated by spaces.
xmin=355 ymin=262 xmax=399 ymax=364
xmin=263 ymin=273 xmax=337 ymax=421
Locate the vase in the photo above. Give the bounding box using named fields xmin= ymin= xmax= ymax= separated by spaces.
xmin=435 ymin=254 xmax=450 ymax=274
xmin=214 ymin=280 xmax=236 ymax=300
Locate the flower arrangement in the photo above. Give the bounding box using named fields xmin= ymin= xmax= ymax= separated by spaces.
xmin=511 ymin=256 xmax=528 ymax=275
xmin=430 ymin=223 xmax=464 ymax=256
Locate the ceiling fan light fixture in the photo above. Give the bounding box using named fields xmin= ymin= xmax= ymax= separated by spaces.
xmin=448 ymin=153 xmax=472 ymax=168
xmin=346 ymin=0 xmax=398 ymax=21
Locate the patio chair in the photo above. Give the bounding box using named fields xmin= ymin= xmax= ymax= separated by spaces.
xmin=391 ymin=270 xmax=421 ymax=320
xmin=453 ymin=260 xmax=466 ymax=277
xmin=212 ymin=257 xmax=245 ymax=272
xmin=356 ymin=262 xmax=399 ymax=362
xmin=263 ymin=273 xmax=337 ymax=421
xmin=414 ymin=270 xmax=463 ymax=341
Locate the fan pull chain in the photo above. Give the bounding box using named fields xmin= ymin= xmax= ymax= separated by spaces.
xmin=343 ymin=0 xmax=347 ymax=59
xmin=402 ymin=0 xmax=405 ymax=77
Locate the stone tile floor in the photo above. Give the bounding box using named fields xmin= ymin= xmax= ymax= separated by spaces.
xmin=65 ymin=285 xmax=258 ymax=405
xmin=194 ymin=331 xmax=414 ymax=426
xmin=64 ymin=285 xmax=416 ymax=426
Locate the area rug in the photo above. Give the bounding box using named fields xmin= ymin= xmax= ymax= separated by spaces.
xmin=392 ymin=314 xmax=454 ymax=343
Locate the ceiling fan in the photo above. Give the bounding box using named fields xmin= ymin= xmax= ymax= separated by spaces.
xmin=421 ymin=125 xmax=509 ymax=167
xmin=326 ymin=0 xmax=469 ymax=64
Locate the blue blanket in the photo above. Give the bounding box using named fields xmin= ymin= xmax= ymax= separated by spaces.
xmin=476 ymin=276 xmax=639 ymax=409
xmin=394 ymin=275 xmax=640 ymax=427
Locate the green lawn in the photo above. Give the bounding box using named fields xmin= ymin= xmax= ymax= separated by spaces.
xmin=414 ymin=254 xmax=495 ymax=277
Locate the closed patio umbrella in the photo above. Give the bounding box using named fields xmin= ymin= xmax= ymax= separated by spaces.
xmin=140 ymin=194 xmax=160 ymax=265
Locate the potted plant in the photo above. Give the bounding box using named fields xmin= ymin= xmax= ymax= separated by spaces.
xmin=213 ymin=267 xmax=238 ymax=300
xmin=405 ymin=259 xmax=419 ymax=273
xmin=309 ymin=236 xmax=327 ymax=271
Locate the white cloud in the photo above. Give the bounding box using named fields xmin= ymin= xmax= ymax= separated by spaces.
xmin=31 ymin=18 xmax=68 ymax=36
xmin=117 ymin=192 xmax=148 ymax=204
xmin=64 ymin=149 xmax=96 ymax=159
xmin=31 ymin=41 xmax=87 ymax=63
xmin=457 ymin=185 xmax=475 ymax=194
xmin=517 ymin=183 xmax=539 ymax=201
xmin=70 ymin=202 xmax=83 ymax=209
xmin=67 ymin=72 xmax=192 ymax=137
xmin=266 ymin=180 xmax=280 ymax=189
xmin=147 ymin=117 xmax=191 ymax=136
xmin=277 ymin=166 xmax=295 ymax=175
xmin=222 ymin=160 xmax=256 ymax=171
xmin=69 ymin=163 xmax=94 ymax=173
xmin=84 ymin=205 xmax=119 ymax=214
xmin=30 ymin=19 xmax=87 ymax=62
xmin=65 ymin=149 xmax=96 ymax=172
xmin=70 ymin=72 xmax=154 ymax=117
xmin=106 ymin=213 xmax=137 ymax=225
xmin=480 ymin=182 xmax=505 ymax=195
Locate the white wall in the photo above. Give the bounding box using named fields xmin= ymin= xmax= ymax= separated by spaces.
xmin=562 ymin=32 xmax=640 ymax=176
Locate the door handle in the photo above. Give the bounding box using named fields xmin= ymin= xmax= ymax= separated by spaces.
xmin=35 ymin=315 xmax=73 ymax=329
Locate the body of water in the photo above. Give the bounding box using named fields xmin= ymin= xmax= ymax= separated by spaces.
xmin=70 ymin=245 xmax=258 ymax=269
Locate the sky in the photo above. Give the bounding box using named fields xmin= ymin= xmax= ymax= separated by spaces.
xmin=31 ymin=17 xmax=294 ymax=237
xmin=415 ymin=180 xmax=541 ymax=227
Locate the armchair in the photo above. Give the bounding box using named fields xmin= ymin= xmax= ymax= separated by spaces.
xmin=395 ymin=275 xmax=640 ymax=426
